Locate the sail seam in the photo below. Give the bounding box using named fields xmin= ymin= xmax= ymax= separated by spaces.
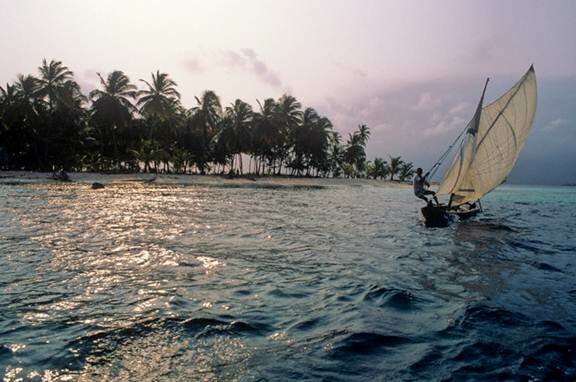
xmin=443 ymin=79 xmax=488 ymax=195
xmin=436 ymin=68 xmax=535 ymax=205
xmin=448 ymin=140 xmax=466 ymax=195
xmin=477 ymin=76 xmax=534 ymax=197
xmin=502 ymin=111 xmax=518 ymax=154
xmin=475 ymin=79 xmax=525 ymax=153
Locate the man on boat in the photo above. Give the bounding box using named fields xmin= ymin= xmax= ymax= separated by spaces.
xmin=414 ymin=168 xmax=439 ymax=205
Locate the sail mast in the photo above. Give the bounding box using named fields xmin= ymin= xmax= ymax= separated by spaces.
xmin=468 ymin=77 xmax=490 ymax=136
xmin=447 ymin=77 xmax=489 ymax=209
xmin=444 ymin=78 xmax=490 ymax=206
xmin=437 ymin=66 xmax=537 ymax=206
xmin=428 ymin=78 xmax=489 ymax=180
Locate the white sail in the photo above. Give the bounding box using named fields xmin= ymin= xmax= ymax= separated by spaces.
xmin=436 ymin=66 xmax=537 ymax=205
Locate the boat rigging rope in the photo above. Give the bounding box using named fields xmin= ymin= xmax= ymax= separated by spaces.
xmin=426 ymin=123 xmax=469 ymax=180
xmin=427 ymin=77 xmax=490 ymax=181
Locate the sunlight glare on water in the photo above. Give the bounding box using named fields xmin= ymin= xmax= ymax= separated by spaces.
xmin=0 ymin=182 xmax=575 ymax=381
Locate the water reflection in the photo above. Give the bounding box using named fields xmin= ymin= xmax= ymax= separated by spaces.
xmin=0 ymin=182 xmax=574 ymax=380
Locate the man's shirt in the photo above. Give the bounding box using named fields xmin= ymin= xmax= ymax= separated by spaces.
xmin=413 ymin=174 xmax=426 ymax=194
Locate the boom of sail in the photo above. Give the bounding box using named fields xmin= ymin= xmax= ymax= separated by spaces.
xmin=436 ymin=66 xmax=537 ymax=206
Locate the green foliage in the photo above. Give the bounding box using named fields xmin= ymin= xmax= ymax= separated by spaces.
xmin=398 ymin=161 xmax=415 ymax=181
xmin=367 ymin=157 xmax=389 ymax=179
xmin=137 ymin=71 xmax=181 ymax=121
xmin=388 ymin=156 xmax=403 ymax=181
xmin=0 ymin=58 xmax=416 ymax=178
xmin=343 ymin=124 xmax=371 ymax=178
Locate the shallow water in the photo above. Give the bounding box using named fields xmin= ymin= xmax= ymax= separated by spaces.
xmin=1 ymin=181 xmax=575 ymax=381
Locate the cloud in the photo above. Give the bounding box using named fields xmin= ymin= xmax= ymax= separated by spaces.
xmin=317 ymin=75 xmax=576 ymax=184
xmin=423 ymin=115 xmax=467 ymax=136
xmin=410 ymin=91 xmax=469 ymax=135
xmin=221 ymin=49 xmax=283 ymax=88
xmin=242 ymin=49 xmax=282 ymax=88
xmin=320 ymin=77 xmax=503 ymax=160
xmin=77 ymin=69 xmax=100 ymax=94
xmin=223 ymin=50 xmax=246 ymax=69
xmin=180 ymin=49 xmax=285 ymax=90
xmin=183 ymin=58 xmax=204 ymax=73
xmin=413 ymin=92 xmax=442 ymax=111
xmin=422 ymin=101 xmax=471 ymax=135
xmin=459 ymin=36 xmax=497 ymax=64
xmin=82 ymin=69 xmax=99 ymax=79
xmin=544 ymin=118 xmax=570 ymax=130
xmin=333 ymin=60 xmax=367 ymax=78
xmin=449 ymin=101 xmax=469 ymax=115
xmin=372 ymin=122 xmax=392 ymax=132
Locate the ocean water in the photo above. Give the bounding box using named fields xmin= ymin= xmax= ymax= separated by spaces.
xmin=0 ymin=180 xmax=575 ymax=381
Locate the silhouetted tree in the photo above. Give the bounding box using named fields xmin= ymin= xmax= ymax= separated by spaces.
xmin=388 ymin=155 xmax=403 ymax=181
xmin=89 ymin=70 xmax=137 ymax=169
xmin=1 ymin=58 xmax=417 ymax=178
xmin=398 ymin=161 xmax=415 ymax=181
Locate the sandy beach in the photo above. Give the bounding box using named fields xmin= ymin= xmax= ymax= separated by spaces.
xmin=0 ymin=171 xmax=412 ymax=189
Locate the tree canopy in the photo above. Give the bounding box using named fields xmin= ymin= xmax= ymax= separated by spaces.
xmin=0 ymin=58 xmax=416 ymax=180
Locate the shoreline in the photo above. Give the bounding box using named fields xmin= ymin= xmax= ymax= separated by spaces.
xmin=0 ymin=171 xmax=412 ymax=188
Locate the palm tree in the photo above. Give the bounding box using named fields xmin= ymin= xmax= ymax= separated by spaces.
xmin=0 ymin=83 xmax=19 ymax=167
xmin=328 ymin=132 xmax=344 ymax=177
xmin=14 ymin=75 xmax=42 ymax=106
xmin=213 ymin=114 xmax=234 ymax=173
xmin=373 ymin=157 xmax=389 ymax=179
xmin=0 ymin=83 xmax=18 ymax=110
xmin=357 ymin=124 xmax=370 ymax=146
xmin=50 ymin=79 xmax=87 ymax=170
xmin=193 ymin=90 xmax=221 ymax=131
xmin=137 ymin=70 xmax=181 ymax=120
xmin=388 ymin=155 xmax=404 ymax=181
xmin=398 ymin=161 xmax=415 ymax=181
xmin=290 ymin=107 xmax=317 ymax=176
xmin=55 ymin=79 xmax=86 ymax=109
xmin=310 ymin=115 xmax=333 ymax=176
xmin=275 ymin=94 xmax=302 ymax=174
xmin=90 ymin=71 xmax=138 ymax=168
xmin=366 ymin=161 xmax=376 ymax=179
xmin=131 ymin=139 xmax=162 ymax=173
xmin=37 ymin=59 xmax=74 ymax=112
xmin=252 ymin=98 xmax=278 ymax=175
xmin=35 ymin=60 xmax=86 ymax=171
xmin=2 ymin=79 xmax=50 ymax=170
xmin=224 ymin=99 xmax=252 ymax=174
xmin=342 ymin=162 xmax=356 ymax=178
xmin=137 ymin=71 xmax=182 ymax=172
xmin=3 ymin=58 xmax=390 ymax=176
xmin=276 ymin=95 xmax=302 ymax=128
xmin=343 ymin=124 xmax=370 ymax=177
xmin=293 ymin=108 xmax=332 ymax=176
xmin=90 ymin=71 xmax=137 ymax=122
xmin=189 ymin=90 xmax=222 ymax=174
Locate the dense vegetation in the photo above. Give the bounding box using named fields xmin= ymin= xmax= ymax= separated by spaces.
xmin=0 ymin=59 xmax=415 ymax=180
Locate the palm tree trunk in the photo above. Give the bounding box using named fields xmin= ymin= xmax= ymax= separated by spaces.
xmin=112 ymin=129 xmax=119 ymax=170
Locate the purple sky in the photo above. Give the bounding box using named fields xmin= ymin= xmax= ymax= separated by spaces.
xmin=1 ymin=0 xmax=575 ymax=184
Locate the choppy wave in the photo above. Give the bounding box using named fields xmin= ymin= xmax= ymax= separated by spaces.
xmin=0 ymin=182 xmax=575 ymax=381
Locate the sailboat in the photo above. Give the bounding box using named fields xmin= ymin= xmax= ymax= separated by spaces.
xmin=422 ymin=66 xmax=538 ymax=227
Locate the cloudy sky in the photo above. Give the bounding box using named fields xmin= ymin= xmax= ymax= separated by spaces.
xmin=1 ymin=0 xmax=575 ymax=184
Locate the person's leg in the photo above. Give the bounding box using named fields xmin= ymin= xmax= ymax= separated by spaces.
xmin=423 ymin=190 xmax=439 ymax=205
xmin=416 ymin=193 xmax=429 ymax=203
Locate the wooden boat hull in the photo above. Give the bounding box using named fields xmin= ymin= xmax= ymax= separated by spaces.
xmin=421 ymin=204 xmax=481 ymax=227
xmin=450 ymin=207 xmax=481 ymax=220
xmin=421 ymin=205 xmax=452 ymax=228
